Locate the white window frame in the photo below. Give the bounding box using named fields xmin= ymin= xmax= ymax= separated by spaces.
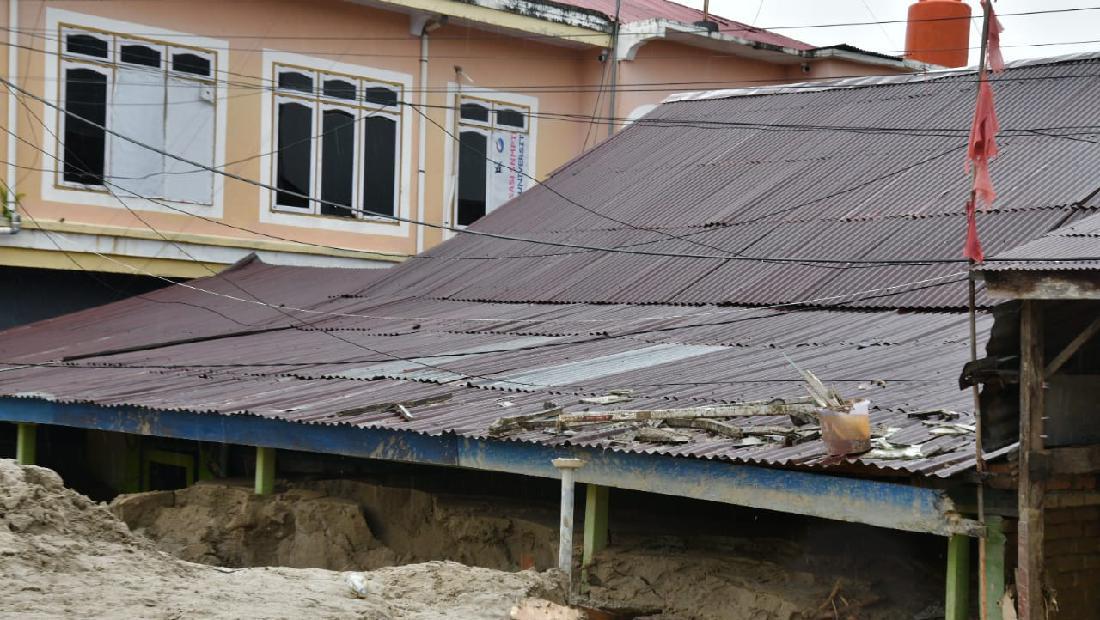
xmin=259 ymin=51 xmax=413 ymax=237
xmin=41 ymin=8 xmax=228 ymax=217
xmin=444 ymin=89 xmax=538 ymax=234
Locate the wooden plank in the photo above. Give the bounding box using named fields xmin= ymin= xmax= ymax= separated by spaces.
xmin=582 ymin=484 xmax=609 ymax=586
xmin=984 ymin=516 xmax=1006 ymax=620
xmin=983 ymin=271 xmax=1100 ymax=300
xmin=1016 ymin=300 xmax=1045 ymax=620
xmin=1044 ymin=315 xmax=1100 ymax=378
xmin=945 ymin=534 xmax=971 ymax=620
xmin=254 ymin=446 xmax=276 ymax=496
xmin=1047 ymin=444 xmax=1100 ymax=474
xmin=15 ymin=423 xmax=36 ymax=466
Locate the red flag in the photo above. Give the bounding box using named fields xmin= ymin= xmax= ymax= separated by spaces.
xmin=963 ymin=195 xmax=985 ymax=262
xmin=984 ymin=1 xmax=1006 ymax=73
xmin=967 ymin=80 xmax=999 ymax=205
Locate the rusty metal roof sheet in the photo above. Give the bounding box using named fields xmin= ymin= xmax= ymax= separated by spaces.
xmin=980 ymin=210 xmax=1100 ymax=271
xmin=358 ymin=54 xmax=1100 ymax=309
xmin=0 ymin=260 xmax=995 ymax=478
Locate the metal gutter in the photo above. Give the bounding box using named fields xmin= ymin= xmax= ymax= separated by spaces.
xmin=0 ymin=396 xmax=983 ymax=537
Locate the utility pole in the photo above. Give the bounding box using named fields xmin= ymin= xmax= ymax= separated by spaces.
xmin=606 ymin=0 xmax=621 ymax=138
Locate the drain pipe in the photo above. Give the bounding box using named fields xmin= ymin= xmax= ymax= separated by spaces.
xmin=4 ymin=0 xmax=19 ymax=234
xmin=414 ymin=14 xmax=446 ymax=253
xmin=553 ymin=458 xmax=585 ymax=595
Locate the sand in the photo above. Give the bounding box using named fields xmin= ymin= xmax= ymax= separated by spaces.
xmin=0 ymin=460 xmax=566 ymax=619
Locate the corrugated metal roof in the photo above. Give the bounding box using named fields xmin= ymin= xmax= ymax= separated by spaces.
xmin=980 ymin=210 xmax=1100 ymax=271
xmin=12 ymin=58 xmax=1096 ymax=481
xmin=0 ymin=260 xmax=994 ymax=478
xmin=360 ymin=54 xmax=1100 ymax=309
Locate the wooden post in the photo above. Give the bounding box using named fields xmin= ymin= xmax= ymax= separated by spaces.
xmin=1017 ymin=300 xmax=1045 ymax=620
xmin=254 ymin=446 xmax=275 ymax=495
xmin=946 ymin=534 xmax=971 ymax=620
xmin=15 ymin=423 xmax=36 ymax=465
xmin=582 ymin=484 xmax=609 ymax=583
xmin=984 ymin=516 xmax=1006 ymax=620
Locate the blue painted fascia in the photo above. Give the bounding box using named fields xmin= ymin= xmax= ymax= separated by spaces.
xmin=0 ymin=397 xmax=980 ymax=536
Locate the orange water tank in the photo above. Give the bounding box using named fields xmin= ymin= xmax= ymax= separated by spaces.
xmin=904 ymin=0 xmax=972 ymax=68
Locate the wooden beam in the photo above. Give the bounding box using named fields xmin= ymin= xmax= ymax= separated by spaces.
xmin=582 ymin=483 xmax=609 ymax=584
xmin=1047 ymin=444 xmax=1100 ymax=474
xmin=1016 ymin=300 xmax=1046 ymax=620
xmin=254 ymin=446 xmax=275 ymax=495
xmin=984 ymin=516 xmax=1006 ymax=620
xmin=946 ymin=534 xmax=971 ymax=620
xmin=15 ymin=423 xmax=36 ymax=465
xmin=1044 ymin=315 xmax=1100 ymax=378
xmin=983 ymin=271 xmax=1100 ymax=300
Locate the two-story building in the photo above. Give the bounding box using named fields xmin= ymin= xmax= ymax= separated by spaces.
xmin=0 ymin=0 xmax=922 ymax=326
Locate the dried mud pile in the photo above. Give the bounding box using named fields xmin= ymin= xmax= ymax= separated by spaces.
xmin=0 ymin=460 xmax=565 ymax=619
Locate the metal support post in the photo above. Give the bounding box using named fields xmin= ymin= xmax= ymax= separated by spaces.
xmin=15 ymin=422 xmax=36 ymax=465
xmin=552 ymin=458 xmax=585 ymax=591
xmin=946 ymin=534 xmax=971 ymax=620
xmin=254 ymin=446 xmax=275 ymax=495
xmin=582 ymin=483 xmax=609 ymax=584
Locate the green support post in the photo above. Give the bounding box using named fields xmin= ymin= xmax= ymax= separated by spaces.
xmin=254 ymin=446 xmax=275 ymax=495
xmin=984 ymin=516 xmax=1006 ymax=620
xmin=15 ymin=423 xmax=36 ymax=465
xmin=945 ymin=534 xmax=971 ymax=620
xmin=582 ymin=484 xmax=609 ymax=584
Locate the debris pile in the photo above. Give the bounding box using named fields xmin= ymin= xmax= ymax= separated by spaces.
xmin=491 ymin=369 xmax=975 ymax=462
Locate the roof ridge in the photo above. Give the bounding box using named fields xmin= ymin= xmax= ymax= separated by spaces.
xmin=664 ymin=51 xmax=1100 ymax=103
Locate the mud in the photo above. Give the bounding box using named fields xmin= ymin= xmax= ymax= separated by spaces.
xmin=111 ymin=478 xmax=559 ymax=571
xmin=0 ymin=460 xmax=567 ymax=619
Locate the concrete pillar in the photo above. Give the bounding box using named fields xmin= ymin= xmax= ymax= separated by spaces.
xmin=15 ymin=423 xmax=36 ymax=465
xmin=254 ymin=446 xmax=275 ymax=495
xmin=582 ymin=483 xmax=609 ymax=584
xmin=552 ymin=458 xmax=585 ymax=590
xmin=946 ymin=534 xmax=971 ymax=620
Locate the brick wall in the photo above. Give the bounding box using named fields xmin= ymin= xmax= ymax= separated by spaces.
xmin=1043 ymin=473 xmax=1100 ymax=618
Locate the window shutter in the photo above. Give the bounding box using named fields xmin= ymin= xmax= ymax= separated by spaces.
xmin=110 ymin=63 xmax=166 ymax=198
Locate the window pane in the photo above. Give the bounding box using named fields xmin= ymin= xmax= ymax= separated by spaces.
xmin=496 ymin=108 xmax=525 ymax=129
xmin=457 ymin=130 xmax=487 ymax=226
xmin=363 ymin=86 xmax=398 ymax=107
xmin=173 ymin=52 xmax=211 ymax=77
xmin=63 ymin=68 xmax=108 ymax=185
xmin=323 ymin=79 xmax=356 ymax=101
xmin=460 ymin=102 xmax=489 ymax=122
xmin=66 ymin=33 xmax=108 ymax=59
xmin=119 ymin=44 xmax=161 ymax=68
xmin=275 ymin=101 xmax=313 ymax=209
xmin=362 ymin=116 xmax=397 ymax=217
xmin=320 ymin=109 xmax=356 ymax=217
xmin=278 ymin=71 xmax=313 ymax=94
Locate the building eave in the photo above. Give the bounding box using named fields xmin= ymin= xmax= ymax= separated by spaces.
xmin=348 ymin=0 xmax=612 ymax=47
xmin=0 ymin=396 xmax=983 ymax=537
